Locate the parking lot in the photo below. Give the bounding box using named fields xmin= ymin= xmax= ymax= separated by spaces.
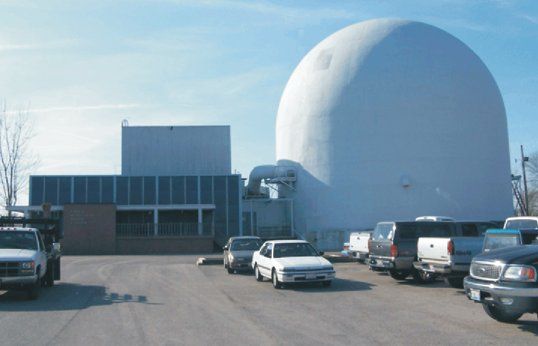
xmin=0 ymin=256 xmax=537 ymax=345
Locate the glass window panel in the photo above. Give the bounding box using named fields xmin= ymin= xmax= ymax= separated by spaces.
xmin=130 ymin=177 xmax=143 ymax=205
xmin=186 ymin=176 xmax=198 ymax=204
xmin=30 ymin=177 xmax=44 ymax=206
xmin=227 ymin=176 xmax=240 ymax=236
xmin=200 ymin=176 xmax=213 ymax=204
xmin=101 ymin=177 xmax=114 ymax=203
xmin=144 ymin=177 xmax=156 ymax=205
xmin=87 ymin=177 xmax=100 ymax=203
xmin=58 ymin=177 xmax=71 ymax=205
xmin=116 ymin=177 xmax=128 ymax=205
xmin=171 ymin=177 xmax=185 ymax=204
xmin=44 ymin=177 xmax=58 ymax=205
xmin=158 ymin=177 xmax=171 ymax=205
xmin=214 ymin=176 xmax=227 ymax=236
xmin=74 ymin=177 xmax=86 ymax=203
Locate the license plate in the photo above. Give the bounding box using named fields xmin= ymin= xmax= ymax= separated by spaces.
xmin=470 ymin=289 xmax=481 ymax=301
xmin=306 ymin=274 xmax=316 ymax=280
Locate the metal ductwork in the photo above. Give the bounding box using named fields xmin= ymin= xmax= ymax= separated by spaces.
xmin=246 ymin=165 xmax=296 ymax=196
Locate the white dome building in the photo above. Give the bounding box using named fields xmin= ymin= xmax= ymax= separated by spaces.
xmin=273 ymin=18 xmax=512 ymax=248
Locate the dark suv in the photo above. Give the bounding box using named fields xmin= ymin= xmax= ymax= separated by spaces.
xmin=368 ymin=221 xmax=496 ymax=282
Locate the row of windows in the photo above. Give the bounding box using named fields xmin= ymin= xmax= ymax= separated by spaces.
xmin=30 ymin=175 xmax=239 ymax=207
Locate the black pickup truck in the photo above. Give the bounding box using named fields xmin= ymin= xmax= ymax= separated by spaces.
xmin=464 ymin=245 xmax=538 ymax=323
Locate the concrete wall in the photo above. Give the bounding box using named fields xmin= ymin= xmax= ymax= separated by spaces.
xmin=63 ymin=204 xmax=117 ymax=255
xmin=122 ymin=126 xmax=231 ymax=176
xmin=116 ymin=237 xmax=214 ymax=254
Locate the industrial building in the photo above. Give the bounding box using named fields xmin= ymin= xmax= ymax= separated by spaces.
xmin=9 ymin=18 xmax=514 ymax=252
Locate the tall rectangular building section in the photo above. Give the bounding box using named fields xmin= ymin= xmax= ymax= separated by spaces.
xmin=122 ymin=125 xmax=231 ymax=176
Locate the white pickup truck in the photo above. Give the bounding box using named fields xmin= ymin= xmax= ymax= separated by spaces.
xmin=0 ymin=218 xmax=62 ymax=300
xmin=348 ymin=231 xmax=372 ymax=262
xmin=413 ymin=221 xmax=498 ymax=288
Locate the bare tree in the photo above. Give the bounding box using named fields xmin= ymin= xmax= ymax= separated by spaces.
xmin=0 ymin=104 xmax=38 ymax=215
xmin=523 ymin=152 xmax=538 ymax=215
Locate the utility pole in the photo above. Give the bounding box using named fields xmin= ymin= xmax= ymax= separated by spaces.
xmin=521 ymin=145 xmax=530 ymax=215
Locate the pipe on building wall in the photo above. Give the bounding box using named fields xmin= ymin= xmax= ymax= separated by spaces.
xmin=246 ymin=165 xmax=295 ymax=196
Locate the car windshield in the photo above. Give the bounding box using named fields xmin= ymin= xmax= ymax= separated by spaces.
xmin=273 ymin=243 xmax=319 ymax=258
xmin=372 ymin=223 xmax=394 ymax=241
xmin=0 ymin=231 xmax=37 ymax=250
xmin=230 ymin=239 xmax=262 ymax=251
xmin=505 ymin=219 xmax=538 ymax=229
xmin=483 ymin=234 xmax=519 ymax=251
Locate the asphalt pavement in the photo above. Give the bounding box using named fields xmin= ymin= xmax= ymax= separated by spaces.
xmin=1 ymin=256 xmax=537 ymax=345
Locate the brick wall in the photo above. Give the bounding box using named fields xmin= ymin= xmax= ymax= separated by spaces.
xmin=62 ymin=204 xmax=117 ymax=255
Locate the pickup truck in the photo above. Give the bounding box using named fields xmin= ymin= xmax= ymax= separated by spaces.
xmin=413 ymin=221 xmax=498 ymax=288
xmin=349 ymin=231 xmax=372 ymax=263
xmin=464 ymin=245 xmax=538 ymax=323
xmin=503 ymin=216 xmax=538 ymax=229
xmin=482 ymin=228 xmax=538 ymax=252
xmin=369 ymin=221 xmax=459 ymax=282
xmin=0 ymin=218 xmax=62 ymax=299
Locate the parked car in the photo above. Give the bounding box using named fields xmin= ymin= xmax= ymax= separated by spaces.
xmin=464 ymin=245 xmax=538 ymax=323
xmin=413 ymin=221 xmax=498 ymax=288
xmin=251 ymin=240 xmax=335 ymax=289
xmin=369 ymin=221 xmax=458 ymax=282
xmin=349 ymin=231 xmax=372 ymax=263
xmin=223 ymin=236 xmax=263 ymax=274
xmin=503 ymin=216 xmax=538 ymax=229
xmin=483 ymin=228 xmax=538 ymax=253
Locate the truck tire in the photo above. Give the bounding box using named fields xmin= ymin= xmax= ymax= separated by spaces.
xmin=482 ymin=304 xmax=523 ymax=323
xmin=389 ymin=269 xmax=410 ymax=280
xmin=444 ymin=277 xmax=464 ymax=289
xmin=45 ymin=261 xmax=55 ymax=287
xmin=412 ymin=269 xmax=436 ymax=284
xmin=27 ymin=276 xmax=41 ymax=300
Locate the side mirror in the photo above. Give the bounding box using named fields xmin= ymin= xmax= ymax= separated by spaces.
xmin=319 ymin=251 xmax=325 ymax=256
xmin=53 ymin=242 xmax=61 ymax=253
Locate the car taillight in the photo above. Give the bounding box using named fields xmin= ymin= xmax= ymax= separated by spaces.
xmin=447 ymin=240 xmax=454 ymax=256
xmin=390 ymin=244 xmax=398 ymax=257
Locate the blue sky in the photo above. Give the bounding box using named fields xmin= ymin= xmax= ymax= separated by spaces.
xmin=1 ymin=0 xmax=537 ymax=202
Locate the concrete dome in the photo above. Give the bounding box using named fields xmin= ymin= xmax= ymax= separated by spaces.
xmin=276 ymin=18 xmax=513 ymax=248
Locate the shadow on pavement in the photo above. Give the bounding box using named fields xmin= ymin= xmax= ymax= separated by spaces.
xmin=0 ymin=282 xmax=160 ymax=311
xmin=517 ymin=319 xmax=538 ymax=336
xmin=285 ymin=278 xmax=375 ymax=293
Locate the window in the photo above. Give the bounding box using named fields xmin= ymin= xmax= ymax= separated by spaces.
xmin=30 ymin=177 xmax=44 ymax=206
xmin=171 ymin=177 xmax=185 ymax=204
xmin=36 ymin=232 xmax=46 ymax=252
xmin=116 ymin=177 xmax=128 ymax=205
xmin=264 ymin=243 xmax=273 ymax=258
xmin=44 ymin=177 xmax=58 ymax=205
xmin=74 ymin=177 xmax=86 ymax=203
xmin=373 ymin=223 xmax=394 ymax=241
xmin=273 ymin=243 xmax=318 ymax=258
xmin=129 ymin=177 xmax=143 ymax=205
xmin=461 ymin=224 xmax=479 ymax=237
xmin=230 ymin=238 xmax=263 ymax=251
xmin=58 ymin=177 xmax=71 ymax=204
xmin=101 ymin=177 xmax=114 ymax=203
xmin=505 ymin=219 xmax=538 ymax=229
xmin=158 ymin=177 xmax=171 ymax=204
xmin=144 ymin=177 xmax=156 ymax=204
xmin=186 ymin=176 xmax=198 ymax=204
xmin=200 ymin=176 xmax=213 ymax=204
xmin=87 ymin=177 xmax=100 ymax=203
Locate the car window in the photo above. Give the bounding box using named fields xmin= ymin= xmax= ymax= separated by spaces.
xmin=0 ymin=231 xmax=38 ymax=250
xmin=265 ymin=243 xmax=273 ymax=258
xmin=259 ymin=244 xmax=268 ymax=255
xmin=521 ymin=233 xmax=538 ymax=245
xmin=505 ymin=219 xmax=538 ymax=229
xmin=273 ymin=243 xmax=319 ymax=258
xmin=461 ymin=224 xmax=479 ymax=237
xmin=372 ymin=223 xmax=394 ymax=241
xmin=230 ymin=239 xmax=263 ymax=251
xmin=36 ymin=232 xmax=46 ymax=251
xmin=483 ymin=234 xmax=520 ymax=251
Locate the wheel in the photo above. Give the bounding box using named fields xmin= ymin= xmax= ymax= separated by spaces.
xmin=322 ymin=280 xmax=332 ymax=287
xmin=45 ymin=262 xmax=55 ymax=287
xmin=482 ymin=304 xmax=523 ymax=323
xmin=389 ymin=269 xmax=410 ymax=280
xmin=27 ymin=275 xmax=41 ymax=300
xmin=412 ymin=269 xmax=436 ymax=284
xmin=227 ymin=267 xmax=234 ymax=274
xmin=271 ymin=269 xmax=282 ymax=289
xmin=254 ymin=265 xmax=263 ymax=282
xmin=444 ymin=277 xmax=464 ymax=289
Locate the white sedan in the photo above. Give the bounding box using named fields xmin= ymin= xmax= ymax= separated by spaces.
xmin=251 ymin=240 xmax=335 ymax=289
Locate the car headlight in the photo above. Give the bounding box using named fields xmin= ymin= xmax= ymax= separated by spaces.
xmin=20 ymin=261 xmax=35 ymax=270
xmin=502 ymin=265 xmax=537 ymax=282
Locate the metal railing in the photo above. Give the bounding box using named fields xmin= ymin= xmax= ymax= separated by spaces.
xmin=116 ymin=223 xmax=214 ymax=238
